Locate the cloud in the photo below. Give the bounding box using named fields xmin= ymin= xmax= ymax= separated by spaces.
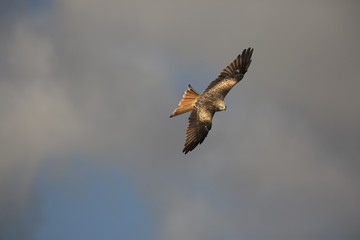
xmin=1 ymin=0 xmax=360 ymax=239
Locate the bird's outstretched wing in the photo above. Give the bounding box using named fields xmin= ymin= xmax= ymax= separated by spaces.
xmin=203 ymin=48 xmax=253 ymax=99
xmin=183 ymin=108 xmax=214 ymax=154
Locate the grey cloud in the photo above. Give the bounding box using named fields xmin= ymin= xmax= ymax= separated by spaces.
xmin=1 ymin=0 xmax=360 ymax=239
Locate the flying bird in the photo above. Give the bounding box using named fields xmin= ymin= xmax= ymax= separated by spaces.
xmin=170 ymin=48 xmax=253 ymax=154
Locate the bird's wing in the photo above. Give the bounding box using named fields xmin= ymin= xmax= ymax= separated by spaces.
xmin=183 ymin=108 xmax=214 ymax=154
xmin=203 ymin=48 xmax=253 ymax=99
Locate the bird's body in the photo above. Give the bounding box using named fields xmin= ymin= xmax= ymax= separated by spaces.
xmin=170 ymin=48 xmax=253 ymax=154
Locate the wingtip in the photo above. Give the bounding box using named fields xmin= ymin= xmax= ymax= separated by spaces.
xmin=243 ymin=47 xmax=253 ymax=55
xmin=183 ymin=144 xmax=192 ymax=154
xmin=247 ymin=47 xmax=254 ymax=57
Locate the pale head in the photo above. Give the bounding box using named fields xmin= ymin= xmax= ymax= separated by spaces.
xmin=215 ymin=100 xmax=227 ymax=112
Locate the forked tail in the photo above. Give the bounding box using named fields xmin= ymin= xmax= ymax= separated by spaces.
xmin=170 ymin=84 xmax=200 ymax=118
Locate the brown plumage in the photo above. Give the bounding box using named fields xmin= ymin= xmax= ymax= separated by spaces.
xmin=170 ymin=84 xmax=200 ymax=118
xmin=170 ymin=48 xmax=253 ymax=154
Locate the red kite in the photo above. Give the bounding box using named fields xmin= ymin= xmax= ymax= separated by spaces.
xmin=170 ymin=48 xmax=253 ymax=154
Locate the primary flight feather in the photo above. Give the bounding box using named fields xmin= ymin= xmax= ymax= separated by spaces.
xmin=170 ymin=48 xmax=253 ymax=154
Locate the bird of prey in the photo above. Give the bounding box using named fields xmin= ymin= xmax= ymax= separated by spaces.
xmin=170 ymin=48 xmax=253 ymax=154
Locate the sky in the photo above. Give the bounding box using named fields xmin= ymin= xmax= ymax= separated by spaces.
xmin=1 ymin=0 xmax=360 ymax=240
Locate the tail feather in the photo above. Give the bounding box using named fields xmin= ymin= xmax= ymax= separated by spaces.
xmin=170 ymin=84 xmax=200 ymax=118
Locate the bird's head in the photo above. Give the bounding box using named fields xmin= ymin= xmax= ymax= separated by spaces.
xmin=216 ymin=100 xmax=227 ymax=112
